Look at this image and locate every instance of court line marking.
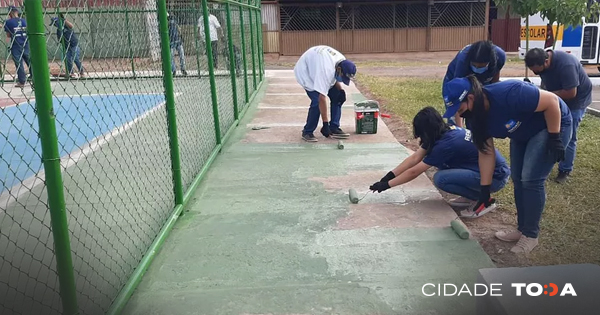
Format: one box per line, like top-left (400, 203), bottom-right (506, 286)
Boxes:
top-left (0, 93), bottom-right (178, 211)
top-left (265, 93), bottom-right (306, 96)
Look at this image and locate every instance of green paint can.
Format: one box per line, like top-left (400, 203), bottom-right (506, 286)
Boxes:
top-left (354, 100), bottom-right (380, 134)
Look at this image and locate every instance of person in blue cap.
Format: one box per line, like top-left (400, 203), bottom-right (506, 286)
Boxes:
top-left (525, 48), bottom-right (592, 184)
top-left (167, 12), bottom-right (187, 76)
top-left (50, 14), bottom-right (84, 78)
top-left (443, 40), bottom-right (506, 127)
top-left (4, 6), bottom-right (31, 88)
top-left (369, 106), bottom-right (510, 218)
top-left (294, 45), bottom-right (357, 142)
top-left (442, 74), bottom-right (572, 254)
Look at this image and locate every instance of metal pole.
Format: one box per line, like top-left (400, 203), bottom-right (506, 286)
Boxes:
top-left (157, 0), bottom-right (184, 205)
top-left (248, 2), bottom-right (257, 90)
top-left (239, 5), bottom-right (249, 103)
top-left (125, 0), bottom-right (137, 78)
top-left (254, 7), bottom-right (263, 82)
top-left (225, 3), bottom-right (239, 119)
top-left (202, 0), bottom-right (222, 143)
top-left (192, 0), bottom-right (202, 77)
top-left (23, 1), bottom-right (79, 314)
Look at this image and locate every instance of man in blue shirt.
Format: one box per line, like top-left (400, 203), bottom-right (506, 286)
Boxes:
top-left (50, 14), bottom-right (84, 78)
top-left (167, 12), bottom-right (187, 76)
top-left (525, 48), bottom-right (592, 184)
top-left (4, 6), bottom-right (31, 88)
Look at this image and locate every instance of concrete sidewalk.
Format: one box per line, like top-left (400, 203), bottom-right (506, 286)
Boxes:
top-left (122, 70), bottom-right (495, 315)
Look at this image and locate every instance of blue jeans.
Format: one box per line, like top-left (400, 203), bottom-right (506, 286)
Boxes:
top-left (510, 124), bottom-right (573, 238)
top-left (171, 44), bottom-right (186, 72)
top-left (302, 87), bottom-right (344, 135)
top-left (433, 168), bottom-right (509, 201)
top-left (11, 46), bottom-right (31, 84)
top-left (65, 45), bottom-right (83, 74)
top-left (558, 108), bottom-right (585, 173)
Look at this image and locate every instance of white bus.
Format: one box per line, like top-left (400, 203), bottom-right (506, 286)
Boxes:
top-left (519, 13), bottom-right (584, 60)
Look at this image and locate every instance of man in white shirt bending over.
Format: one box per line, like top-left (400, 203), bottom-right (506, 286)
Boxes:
top-left (198, 12), bottom-right (222, 68)
top-left (294, 45), bottom-right (357, 142)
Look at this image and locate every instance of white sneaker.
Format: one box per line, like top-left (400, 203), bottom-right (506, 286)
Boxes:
top-left (510, 235), bottom-right (539, 254)
top-left (459, 202), bottom-right (496, 218)
top-left (70, 73), bottom-right (80, 79)
top-left (495, 229), bottom-right (522, 242)
top-left (448, 196), bottom-right (475, 207)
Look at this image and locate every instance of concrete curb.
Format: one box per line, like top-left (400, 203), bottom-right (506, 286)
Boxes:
top-left (501, 76), bottom-right (600, 86)
top-left (587, 107), bottom-right (600, 118)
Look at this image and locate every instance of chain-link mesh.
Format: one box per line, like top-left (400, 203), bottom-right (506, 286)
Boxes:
top-left (0, 0), bottom-right (263, 314)
top-left (431, 1), bottom-right (486, 27)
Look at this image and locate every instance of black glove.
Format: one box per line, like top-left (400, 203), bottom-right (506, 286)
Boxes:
top-left (338, 89), bottom-right (346, 105)
top-left (320, 121), bottom-right (331, 138)
top-left (523, 77), bottom-right (531, 83)
top-left (380, 171), bottom-right (396, 183)
top-left (472, 185), bottom-right (495, 214)
top-left (547, 132), bottom-right (565, 162)
top-left (369, 181), bottom-right (390, 193)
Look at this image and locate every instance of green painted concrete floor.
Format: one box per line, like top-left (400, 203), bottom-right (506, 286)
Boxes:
top-left (122, 71), bottom-right (495, 315)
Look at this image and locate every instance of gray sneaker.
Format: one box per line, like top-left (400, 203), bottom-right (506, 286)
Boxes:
top-left (330, 128), bottom-right (350, 139)
top-left (302, 133), bottom-right (318, 142)
top-left (555, 171), bottom-right (569, 184)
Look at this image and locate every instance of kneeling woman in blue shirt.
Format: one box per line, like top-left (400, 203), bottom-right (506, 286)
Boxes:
top-left (369, 106), bottom-right (510, 218)
top-left (442, 75), bottom-right (572, 254)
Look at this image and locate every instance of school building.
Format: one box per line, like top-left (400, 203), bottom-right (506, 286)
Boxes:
top-left (260, 0), bottom-right (521, 55)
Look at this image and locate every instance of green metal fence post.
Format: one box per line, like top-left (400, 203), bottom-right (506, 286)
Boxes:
top-left (124, 0), bottom-right (137, 78)
top-left (202, 0), bottom-right (222, 144)
top-left (239, 5), bottom-right (249, 103)
top-left (192, 0), bottom-right (202, 77)
top-left (255, 7), bottom-right (263, 82)
top-left (248, 2), bottom-right (257, 90)
top-left (259, 0), bottom-right (265, 78)
top-left (157, 0), bottom-right (184, 206)
top-left (23, 1), bottom-right (79, 314)
top-left (225, 2), bottom-right (239, 120)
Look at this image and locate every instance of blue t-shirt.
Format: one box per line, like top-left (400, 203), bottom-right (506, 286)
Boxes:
top-left (483, 80), bottom-right (572, 141)
top-left (4, 18), bottom-right (28, 49)
top-left (538, 50), bottom-right (592, 110)
top-left (56, 25), bottom-right (79, 48)
top-left (443, 44), bottom-right (506, 86)
top-left (422, 126), bottom-right (510, 180)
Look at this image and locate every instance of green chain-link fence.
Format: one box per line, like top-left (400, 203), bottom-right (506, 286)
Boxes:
top-left (0, 0), bottom-right (264, 314)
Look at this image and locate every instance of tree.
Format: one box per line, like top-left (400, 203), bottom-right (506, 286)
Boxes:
top-left (494, 0), bottom-right (540, 78)
top-left (539, 0), bottom-right (588, 49)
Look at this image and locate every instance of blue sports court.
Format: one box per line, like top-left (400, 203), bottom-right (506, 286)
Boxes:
top-left (0, 93), bottom-right (166, 195)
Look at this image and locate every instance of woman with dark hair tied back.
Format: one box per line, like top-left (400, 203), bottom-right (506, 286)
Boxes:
top-left (443, 40), bottom-right (506, 128)
top-left (369, 106), bottom-right (510, 218)
top-left (442, 75), bottom-right (573, 254)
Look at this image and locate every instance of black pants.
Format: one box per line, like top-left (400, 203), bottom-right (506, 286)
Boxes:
top-left (211, 41), bottom-right (218, 68)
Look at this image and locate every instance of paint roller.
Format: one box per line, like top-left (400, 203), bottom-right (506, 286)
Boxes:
top-left (348, 188), bottom-right (371, 204)
top-left (337, 140), bottom-right (344, 149)
top-left (450, 219), bottom-right (470, 240)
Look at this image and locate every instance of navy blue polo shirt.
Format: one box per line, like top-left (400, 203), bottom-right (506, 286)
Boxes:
top-left (56, 25), bottom-right (79, 48)
top-left (483, 80), bottom-right (572, 141)
top-left (538, 50), bottom-right (592, 110)
top-left (422, 126), bottom-right (510, 179)
top-left (4, 17), bottom-right (28, 49)
top-left (443, 44), bottom-right (506, 86)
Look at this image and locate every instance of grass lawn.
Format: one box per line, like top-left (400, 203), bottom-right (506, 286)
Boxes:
top-left (356, 74), bottom-right (600, 266)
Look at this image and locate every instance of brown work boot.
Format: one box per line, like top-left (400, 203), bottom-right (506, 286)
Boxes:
top-left (510, 235), bottom-right (539, 254)
top-left (495, 229), bottom-right (522, 242)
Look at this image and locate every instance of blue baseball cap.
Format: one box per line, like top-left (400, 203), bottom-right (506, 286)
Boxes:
top-left (50, 17), bottom-right (58, 26)
top-left (8, 6), bottom-right (20, 14)
top-left (442, 77), bottom-right (472, 118)
top-left (338, 60), bottom-right (357, 86)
